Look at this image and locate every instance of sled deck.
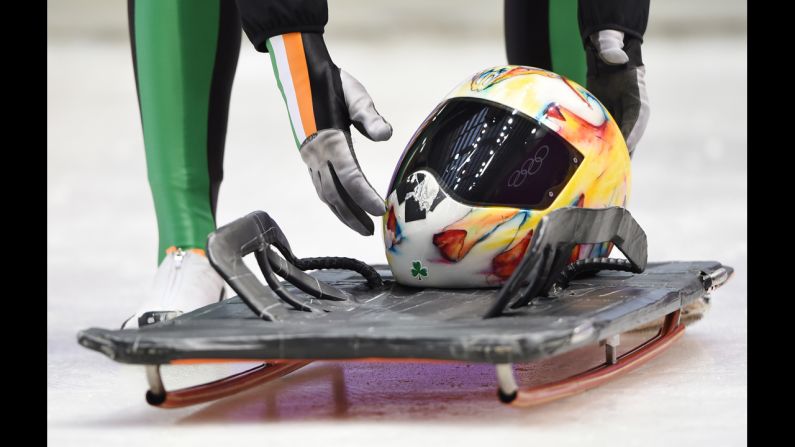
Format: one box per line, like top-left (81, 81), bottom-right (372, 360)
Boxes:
top-left (78, 208), bottom-right (733, 408)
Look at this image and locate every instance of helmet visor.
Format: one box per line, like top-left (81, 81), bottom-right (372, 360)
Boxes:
top-left (389, 97), bottom-right (583, 210)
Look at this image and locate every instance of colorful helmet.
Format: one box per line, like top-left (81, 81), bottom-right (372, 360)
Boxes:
top-left (383, 65), bottom-right (631, 288)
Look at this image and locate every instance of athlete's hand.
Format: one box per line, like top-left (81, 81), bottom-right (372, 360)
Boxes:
top-left (300, 72), bottom-right (392, 235)
top-left (267, 33), bottom-right (391, 235)
top-left (585, 30), bottom-right (649, 156)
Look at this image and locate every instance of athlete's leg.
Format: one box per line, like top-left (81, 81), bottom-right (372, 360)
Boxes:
top-left (128, 0), bottom-right (241, 264)
top-left (124, 0), bottom-right (241, 328)
top-left (504, 0), bottom-right (586, 85)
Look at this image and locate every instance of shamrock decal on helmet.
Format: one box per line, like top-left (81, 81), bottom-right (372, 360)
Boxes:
top-left (410, 261), bottom-right (428, 280)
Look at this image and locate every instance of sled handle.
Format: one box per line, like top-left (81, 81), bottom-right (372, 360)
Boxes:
top-left (207, 211), bottom-right (382, 321)
top-left (207, 211), bottom-right (294, 321)
top-left (484, 207), bottom-right (648, 318)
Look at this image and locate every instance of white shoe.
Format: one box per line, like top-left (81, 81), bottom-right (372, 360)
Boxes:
top-left (122, 248), bottom-right (225, 329)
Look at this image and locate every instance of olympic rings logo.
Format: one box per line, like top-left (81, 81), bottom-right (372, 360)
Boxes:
top-left (506, 145), bottom-right (549, 188)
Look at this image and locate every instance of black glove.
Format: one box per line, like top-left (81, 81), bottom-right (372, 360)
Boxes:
top-left (585, 30), bottom-right (649, 156)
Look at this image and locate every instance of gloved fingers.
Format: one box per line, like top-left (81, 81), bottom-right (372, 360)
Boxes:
top-left (304, 149), bottom-right (362, 233)
top-left (323, 199), bottom-right (356, 234)
top-left (600, 48), bottom-right (629, 65)
top-left (620, 65), bottom-right (650, 155)
top-left (322, 131), bottom-right (387, 216)
top-left (333, 155), bottom-right (387, 217)
top-left (591, 30), bottom-right (629, 65)
top-left (318, 162), bottom-right (375, 236)
top-left (307, 165), bottom-right (323, 198)
top-left (300, 129), bottom-right (385, 234)
top-left (340, 70), bottom-right (393, 142)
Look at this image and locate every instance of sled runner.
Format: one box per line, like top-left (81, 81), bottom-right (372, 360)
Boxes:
top-left (78, 208), bottom-right (732, 408)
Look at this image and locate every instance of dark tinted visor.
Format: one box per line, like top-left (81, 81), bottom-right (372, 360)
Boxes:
top-left (389, 98), bottom-right (583, 210)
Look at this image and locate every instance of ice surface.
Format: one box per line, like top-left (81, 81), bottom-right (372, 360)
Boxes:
top-left (48, 3), bottom-right (746, 445)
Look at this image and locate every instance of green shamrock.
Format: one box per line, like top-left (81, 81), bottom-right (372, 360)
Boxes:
top-left (411, 261), bottom-right (428, 280)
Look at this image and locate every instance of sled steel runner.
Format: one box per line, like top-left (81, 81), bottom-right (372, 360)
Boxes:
top-left (144, 361), bottom-right (310, 408)
top-left (494, 257), bottom-right (731, 407)
top-left (140, 313), bottom-right (686, 409)
top-left (141, 314), bottom-right (683, 409)
top-left (495, 310), bottom-right (684, 406)
top-left (77, 208), bottom-right (733, 408)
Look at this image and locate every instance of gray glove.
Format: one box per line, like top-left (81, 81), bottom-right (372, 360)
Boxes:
top-left (266, 31), bottom-right (392, 236)
top-left (299, 70), bottom-right (392, 236)
top-left (586, 30), bottom-right (650, 155)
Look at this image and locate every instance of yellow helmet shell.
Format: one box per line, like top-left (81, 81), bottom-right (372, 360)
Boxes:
top-left (384, 66), bottom-right (631, 287)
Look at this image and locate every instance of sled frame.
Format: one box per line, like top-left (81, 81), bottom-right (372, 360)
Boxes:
top-left (142, 310), bottom-right (684, 409)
